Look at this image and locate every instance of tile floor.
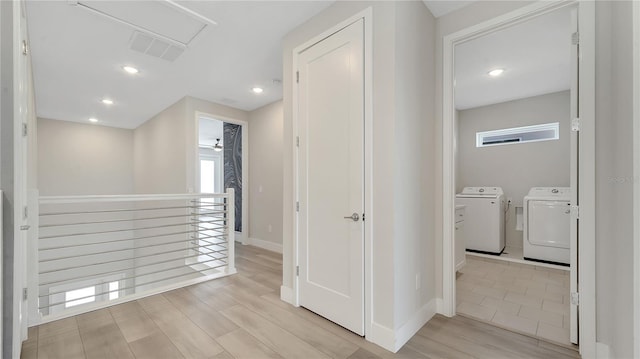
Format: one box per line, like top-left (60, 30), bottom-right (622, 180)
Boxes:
top-left (456, 254), bottom-right (574, 348)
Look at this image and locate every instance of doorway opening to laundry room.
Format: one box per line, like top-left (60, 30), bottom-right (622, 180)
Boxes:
top-left (197, 115), bottom-right (248, 245)
top-left (450, 4), bottom-right (580, 349)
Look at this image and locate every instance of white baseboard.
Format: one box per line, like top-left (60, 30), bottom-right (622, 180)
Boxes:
top-left (596, 342), bottom-right (611, 359)
top-left (367, 298), bottom-right (437, 353)
top-left (245, 237), bottom-right (283, 253)
top-left (280, 285), bottom-right (294, 305)
top-left (367, 321), bottom-right (396, 353)
top-left (394, 298), bottom-right (437, 351)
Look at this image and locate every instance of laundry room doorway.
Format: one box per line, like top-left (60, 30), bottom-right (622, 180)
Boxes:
top-left (440, 1), bottom-right (596, 356)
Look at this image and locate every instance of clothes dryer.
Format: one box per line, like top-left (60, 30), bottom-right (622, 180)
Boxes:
top-left (523, 187), bottom-right (571, 265)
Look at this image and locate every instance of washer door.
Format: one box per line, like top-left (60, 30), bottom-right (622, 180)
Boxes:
top-left (527, 200), bottom-right (571, 248)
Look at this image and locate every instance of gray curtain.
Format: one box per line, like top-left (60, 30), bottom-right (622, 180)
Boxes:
top-left (223, 123), bottom-right (242, 232)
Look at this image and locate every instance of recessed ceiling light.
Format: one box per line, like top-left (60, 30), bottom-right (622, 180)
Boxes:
top-left (252, 87), bottom-right (263, 94)
top-left (101, 98), bottom-right (114, 105)
top-left (488, 68), bottom-right (505, 77)
top-left (123, 66), bottom-right (139, 74)
top-left (88, 118), bottom-right (99, 123)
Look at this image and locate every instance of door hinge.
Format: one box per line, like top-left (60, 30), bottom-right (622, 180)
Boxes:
top-left (362, 213), bottom-right (365, 221)
top-left (296, 136), bottom-right (300, 147)
top-left (572, 32), bottom-right (579, 45)
top-left (296, 71), bottom-right (299, 83)
top-left (571, 118), bottom-right (580, 132)
top-left (22, 123), bottom-right (28, 137)
top-left (296, 266), bottom-right (299, 276)
top-left (296, 202), bottom-right (299, 212)
top-left (22, 288), bottom-right (28, 301)
top-left (23, 205), bottom-right (28, 220)
top-left (571, 205), bottom-right (579, 219)
top-left (22, 40), bottom-right (28, 56)
top-left (570, 292), bottom-right (579, 305)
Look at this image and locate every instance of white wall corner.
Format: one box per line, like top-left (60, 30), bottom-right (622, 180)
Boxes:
top-left (596, 342), bottom-right (611, 359)
top-left (367, 299), bottom-right (437, 354)
top-left (246, 237), bottom-right (283, 254)
top-left (367, 321), bottom-right (396, 353)
top-left (394, 299), bottom-right (438, 351)
top-left (280, 285), bottom-right (294, 305)
top-left (435, 297), bottom-right (445, 314)
top-left (234, 232), bottom-right (246, 245)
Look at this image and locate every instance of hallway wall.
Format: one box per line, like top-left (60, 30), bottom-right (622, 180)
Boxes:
top-left (248, 101), bottom-right (283, 251)
top-left (134, 98), bottom-right (188, 194)
top-left (594, 1), bottom-right (635, 357)
top-left (37, 96), bottom-right (282, 252)
top-left (38, 118), bottom-right (134, 196)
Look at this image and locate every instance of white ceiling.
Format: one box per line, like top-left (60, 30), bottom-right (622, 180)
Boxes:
top-left (26, 1), bottom-right (333, 129)
top-left (422, 1), bottom-right (476, 18)
top-left (454, 6), bottom-right (573, 110)
top-left (27, 1), bottom-right (572, 127)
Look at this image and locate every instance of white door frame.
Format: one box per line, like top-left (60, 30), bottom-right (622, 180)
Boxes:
top-left (440, 1), bottom-right (596, 357)
top-left (198, 149), bottom-right (223, 194)
top-left (291, 7), bottom-right (373, 336)
top-left (194, 111), bottom-right (249, 244)
top-left (13, 0), bottom-right (30, 355)
top-left (633, 1), bottom-right (640, 357)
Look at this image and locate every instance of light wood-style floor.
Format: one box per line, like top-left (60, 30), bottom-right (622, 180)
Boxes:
top-left (22, 244), bottom-right (581, 359)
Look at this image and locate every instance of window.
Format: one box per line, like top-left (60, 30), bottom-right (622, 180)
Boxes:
top-left (65, 286), bottom-right (95, 308)
top-left (108, 281), bottom-right (119, 300)
top-left (476, 122), bottom-right (559, 147)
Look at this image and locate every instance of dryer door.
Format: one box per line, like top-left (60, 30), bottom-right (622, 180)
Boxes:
top-left (527, 200), bottom-right (571, 248)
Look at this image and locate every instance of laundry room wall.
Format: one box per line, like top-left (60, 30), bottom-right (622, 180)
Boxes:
top-left (456, 90), bottom-right (570, 249)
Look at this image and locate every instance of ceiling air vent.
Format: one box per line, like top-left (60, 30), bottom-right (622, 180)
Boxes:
top-left (129, 31), bottom-right (185, 62)
top-left (70, 0), bottom-right (216, 61)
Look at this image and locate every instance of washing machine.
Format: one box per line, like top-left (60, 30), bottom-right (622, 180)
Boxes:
top-left (455, 187), bottom-right (505, 255)
top-left (523, 187), bottom-right (571, 265)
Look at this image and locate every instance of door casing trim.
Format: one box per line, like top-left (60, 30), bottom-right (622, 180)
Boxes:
top-left (440, 1), bottom-right (596, 358)
top-left (291, 7), bottom-right (373, 338)
top-left (194, 111), bottom-right (249, 244)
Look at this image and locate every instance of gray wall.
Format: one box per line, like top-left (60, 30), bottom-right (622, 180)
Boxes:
top-left (248, 101), bottom-right (283, 250)
top-left (456, 91), bottom-right (570, 249)
top-left (134, 98), bottom-right (189, 194)
top-left (133, 96), bottom-right (250, 195)
top-left (1, 2), bottom-right (16, 356)
top-left (38, 118), bottom-right (134, 195)
top-left (393, 0), bottom-right (437, 330)
top-left (594, 1), bottom-right (634, 357)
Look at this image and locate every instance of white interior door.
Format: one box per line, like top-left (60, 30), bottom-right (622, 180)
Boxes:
top-left (297, 19), bottom-right (364, 335)
top-left (569, 5), bottom-right (579, 345)
top-left (12, 0), bottom-right (31, 354)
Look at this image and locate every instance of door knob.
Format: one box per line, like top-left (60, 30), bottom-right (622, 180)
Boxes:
top-left (343, 213), bottom-right (360, 221)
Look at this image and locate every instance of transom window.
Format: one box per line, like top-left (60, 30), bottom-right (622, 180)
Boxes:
top-left (476, 122), bottom-right (560, 147)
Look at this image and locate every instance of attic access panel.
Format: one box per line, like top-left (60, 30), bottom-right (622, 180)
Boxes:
top-left (75, 0), bottom-right (214, 45)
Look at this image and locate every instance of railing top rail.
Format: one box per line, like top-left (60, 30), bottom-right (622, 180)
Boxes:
top-left (39, 193), bottom-right (228, 205)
